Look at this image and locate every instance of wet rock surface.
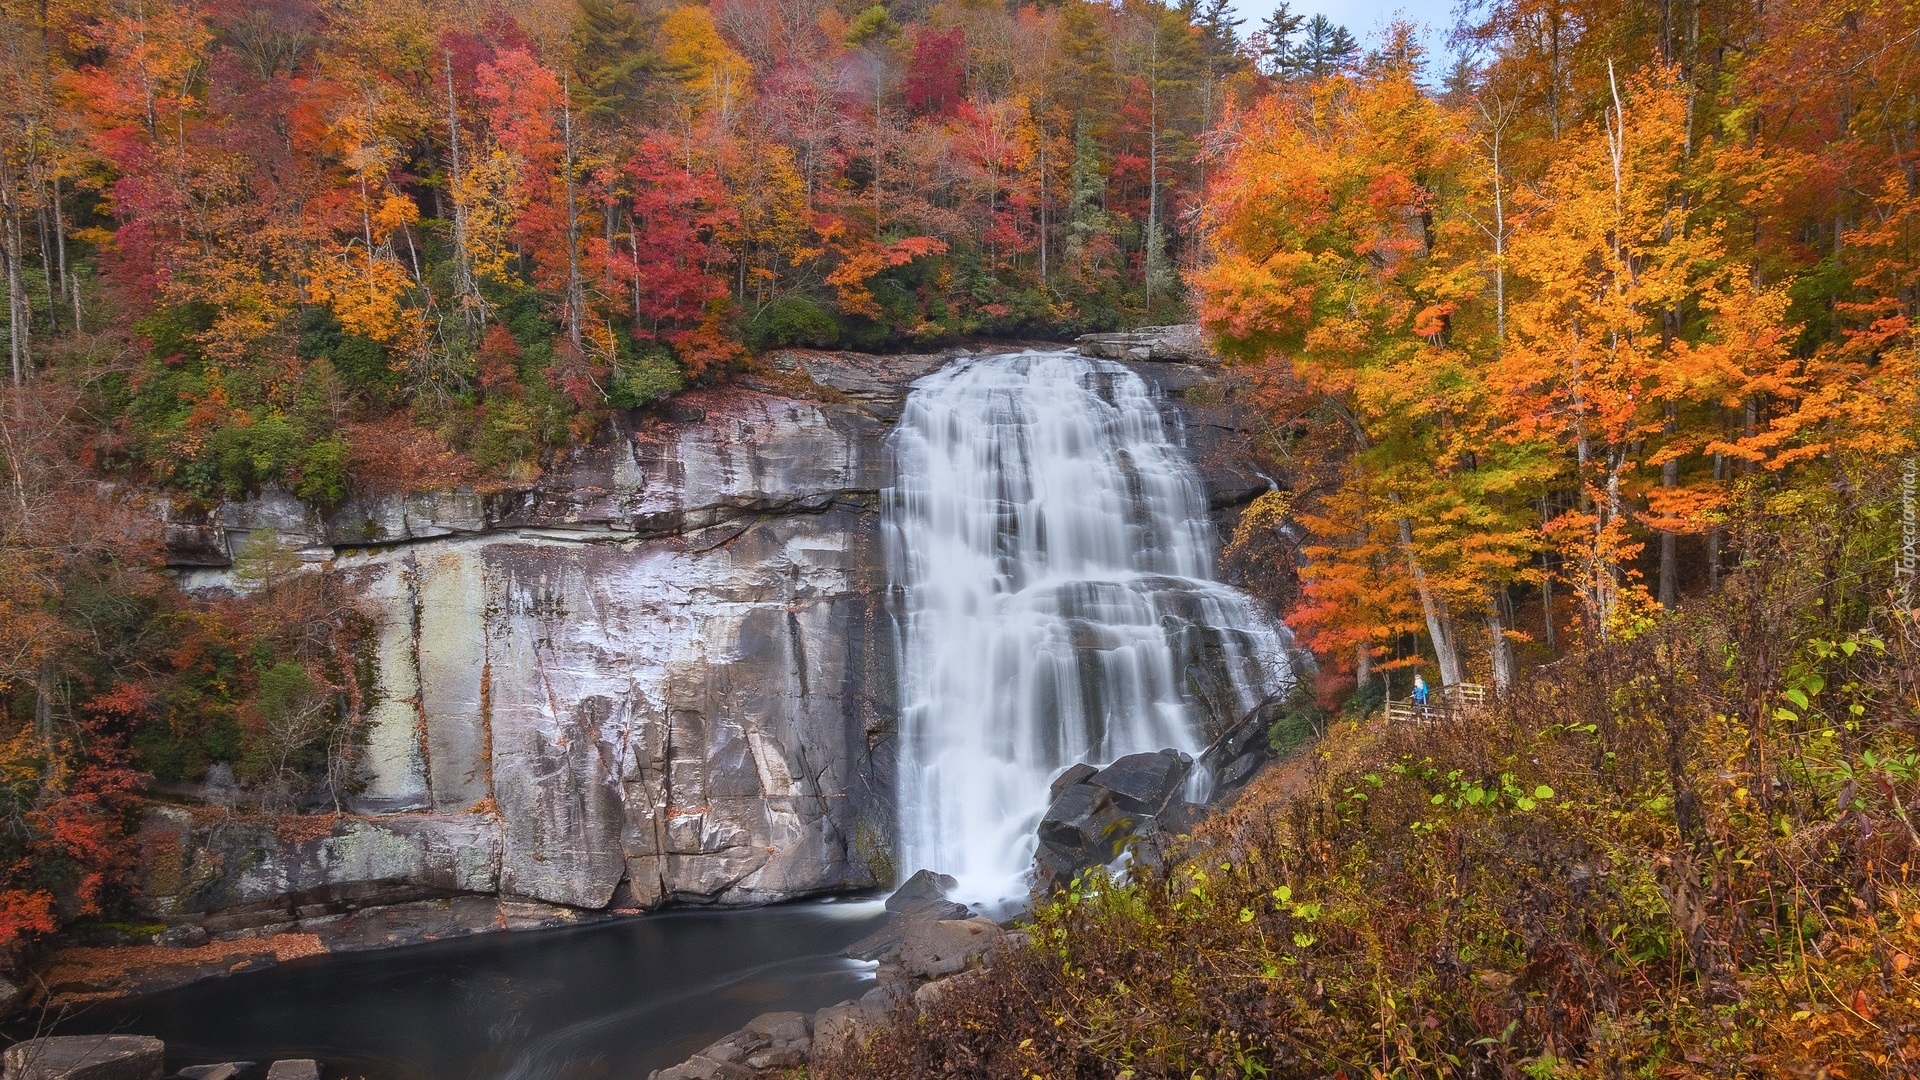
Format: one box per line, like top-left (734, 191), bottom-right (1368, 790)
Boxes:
top-left (884, 869), bottom-right (961, 913)
top-left (1035, 749), bottom-right (1196, 892)
top-left (651, 1010), bottom-right (813, 1079)
top-left (174, 1065), bottom-right (245, 1080)
top-left (2, 1036), bottom-right (164, 1080)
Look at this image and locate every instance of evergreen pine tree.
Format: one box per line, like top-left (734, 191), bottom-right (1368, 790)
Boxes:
top-left (572, 0), bottom-right (656, 122)
top-left (1288, 14), bottom-right (1359, 80)
top-left (1257, 2), bottom-right (1304, 76)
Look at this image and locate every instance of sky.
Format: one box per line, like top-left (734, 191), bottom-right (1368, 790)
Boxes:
top-left (1229, 0), bottom-right (1462, 70)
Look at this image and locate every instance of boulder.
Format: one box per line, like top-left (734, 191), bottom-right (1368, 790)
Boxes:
top-left (263, 1065), bottom-right (318, 1080)
top-left (896, 916), bottom-right (1007, 979)
top-left (885, 869), bottom-right (958, 912)
top-left (176, 1066), bottom-right (245, 1080)
top-left (844, 889), bottom-right (975, 964)
top-left (650, 1059), bottom-right (753, 1080)
top-left (810, 1001), bottom-right (885, 1061)
top-left (1088, 750), bottom-right (1192, 815)
top-left (1048, 763), bottom-right (1099, 801)
top-left (1034, 748), bottom-right (1210, 892)
top-left (912, 969), bottom-right (985, 1012)
top-left (739, 1011), bottom-right (812, 1070)
top-left (2, 1036), bottom-right (164, 1080)
top-left (1037, 782), bottom-right (1139, 861)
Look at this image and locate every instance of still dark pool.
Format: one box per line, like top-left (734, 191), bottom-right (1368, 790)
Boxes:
top-left (52, 898), bottom-right (888, 1079)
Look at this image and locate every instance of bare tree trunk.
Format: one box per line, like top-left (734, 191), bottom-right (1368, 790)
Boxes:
top-left (561, 79), bottom-right (583, 351)
top-left (1038, 122), bottom-right (1048, 284)
top-left (629, 223), bottom-right (644, 334)
top-left (1485, 588), bottom-right (1515, 693)
top-left (444, 53), bottom-right (481, 331)
top-left (35, 660), bottom-right (56, 763)
top-left (1399, 516), bottom-right (1464, 687)
top-left (3, 190), bottom-right (27, 385)
top-left (1539, 497), bottom-right (1558, 653)
top-left (1548, 10), bottom-right (1563, 139)
top-left (52, 175), bottom-right (67, 301)
top-left (1659, 401), bottom-right (1680, 607)
top-left (1144, 28), bottom-right (1160, 313)
top-left (1354, 641), bottom-right (1372, 689)
top-left (1707, 450), bottom-right (1724, 591)
top-left (36, 203), bottom-right (56, 334)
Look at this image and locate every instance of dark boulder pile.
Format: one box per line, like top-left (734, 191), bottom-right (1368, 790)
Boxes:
top-left (1034, 702), bottom-right (1289, 893)
top-left (1034, 749), bottom-right (1202, 892)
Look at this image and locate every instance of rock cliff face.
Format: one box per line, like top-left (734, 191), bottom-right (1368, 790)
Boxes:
top-left (149, 374), bottom-right (927, 926)
top-left (139, 334), bottom-right (1257, 937)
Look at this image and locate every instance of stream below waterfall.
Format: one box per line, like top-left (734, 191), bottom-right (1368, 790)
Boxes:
top-left (47, 899), bottom-right (887, 1079)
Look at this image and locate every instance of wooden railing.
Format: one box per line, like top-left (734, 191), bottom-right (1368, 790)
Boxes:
top-left (1385, 682), bottom-right (1488, 724)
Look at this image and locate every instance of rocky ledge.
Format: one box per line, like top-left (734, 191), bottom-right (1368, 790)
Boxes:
top-left (1, 1036), bottom-right (318, 1080)
top-left (1076, 324), bottom-right (1217, 364)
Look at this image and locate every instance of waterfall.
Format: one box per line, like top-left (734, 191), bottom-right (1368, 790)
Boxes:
top-left (885, 350), bottom-right (1291, 903)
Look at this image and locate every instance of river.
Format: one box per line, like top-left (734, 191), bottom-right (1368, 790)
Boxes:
top-left (53, 898), bottom-right (886, 1079)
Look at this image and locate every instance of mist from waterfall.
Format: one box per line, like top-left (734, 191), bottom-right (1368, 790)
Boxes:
top-left (885, 350), bottom-right (1290, 904)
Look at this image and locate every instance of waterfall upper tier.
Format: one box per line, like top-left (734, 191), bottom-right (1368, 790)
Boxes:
top-left (886, 350), bottom-right (1291, 904)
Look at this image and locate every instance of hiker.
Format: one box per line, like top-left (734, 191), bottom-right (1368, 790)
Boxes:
top-left (1412, 673), bottom-right (1430, 716)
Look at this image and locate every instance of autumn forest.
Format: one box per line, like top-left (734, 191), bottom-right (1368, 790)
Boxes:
top-left (3, 0), bottom-right (1920, 1066)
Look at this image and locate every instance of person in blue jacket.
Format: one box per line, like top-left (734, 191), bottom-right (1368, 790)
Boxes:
top-left (1412, 673), bottom-right (1430, 712)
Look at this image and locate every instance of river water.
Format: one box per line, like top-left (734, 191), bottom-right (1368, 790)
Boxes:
top-left (53, 898), bottom-right (886, 1079)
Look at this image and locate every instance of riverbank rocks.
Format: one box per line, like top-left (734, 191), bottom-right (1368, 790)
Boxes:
top-left (1035, 749), bottom-right (1195, 892)
top-left (263, 1065), bottom-right (319, 1080)
top-left (175, 1065), bottom-right (246, 1080)
top-left (651, 1011), bottom-right (813, 1079)
top-left (2, 1036), bottom-right (164, 1080)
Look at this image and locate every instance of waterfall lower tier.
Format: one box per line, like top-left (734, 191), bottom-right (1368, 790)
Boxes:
top-left (886, 350), bottom-right (1290, 903)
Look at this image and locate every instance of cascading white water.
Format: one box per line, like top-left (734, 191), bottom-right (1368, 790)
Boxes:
top-left (886, 350), bottom-right (1290, 904)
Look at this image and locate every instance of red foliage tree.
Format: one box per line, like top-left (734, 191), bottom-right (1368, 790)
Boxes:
top-left (905, 28), bottom-right (966, 117)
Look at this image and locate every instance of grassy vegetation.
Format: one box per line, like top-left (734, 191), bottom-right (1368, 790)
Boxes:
top-left (820, 475), bottom-right (1920, 1078)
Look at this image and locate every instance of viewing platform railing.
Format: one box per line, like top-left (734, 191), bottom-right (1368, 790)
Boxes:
top-left (1385, 682), bottom-right (1488, 724)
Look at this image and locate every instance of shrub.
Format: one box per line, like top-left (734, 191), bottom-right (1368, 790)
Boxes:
top-left (608, 346), bottom-right (685, 408)
top-left (748, 296), bottom-right (840, 349)
top-left (292, 437), bottom-right (352, 505)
